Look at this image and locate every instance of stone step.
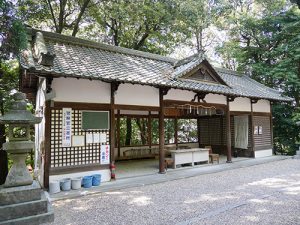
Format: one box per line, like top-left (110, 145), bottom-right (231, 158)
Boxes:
top-left (0, 208), bottom-right (54, 225)
top-left (0, 181), bottom-right (42, 206)
top-left (0, 191), bottom-right (48, 222)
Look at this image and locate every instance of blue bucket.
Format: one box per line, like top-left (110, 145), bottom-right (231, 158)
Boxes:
top-left (92, 174), bottom-right (101, 186)
top-left (82, 176), bottom-right (93, 188)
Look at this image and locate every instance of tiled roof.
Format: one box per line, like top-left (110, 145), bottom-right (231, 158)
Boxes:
top-left (20, 29), bottom-right (292, 102)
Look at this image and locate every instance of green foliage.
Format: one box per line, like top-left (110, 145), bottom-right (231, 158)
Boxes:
top-left (217, 1), bottom-right (300, 154)
top-left (0, 0), bottom-right (27, 62)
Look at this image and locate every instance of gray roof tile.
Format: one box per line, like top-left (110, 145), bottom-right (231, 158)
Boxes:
top-left (20, 29), bottom-right (292, 102)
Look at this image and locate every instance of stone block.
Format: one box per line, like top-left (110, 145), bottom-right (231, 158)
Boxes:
top-left (0, 181), bottom-right (41, 206)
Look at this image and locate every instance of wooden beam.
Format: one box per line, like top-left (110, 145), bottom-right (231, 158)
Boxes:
top-left (164, 99), bottom-right (227, 109)
top-left (159, 88), bottom-right (168, 173)
top-left (115, 104), bottom-right (159, 111)
top-left (226, 97), bottom-right (232, 163)
top-left (117, 110), bottom-right (121, 158)
top-left (44, 101), bottom-right (51, 189)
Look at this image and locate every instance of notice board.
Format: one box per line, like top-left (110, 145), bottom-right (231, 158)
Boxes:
top-left (81, 111), bottom-right (109, 130)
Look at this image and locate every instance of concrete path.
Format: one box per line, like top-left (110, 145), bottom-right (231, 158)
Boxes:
top-left (50, 155), bottom-right (290, 201)
top-left (46, 156), bottom-right (300, 225)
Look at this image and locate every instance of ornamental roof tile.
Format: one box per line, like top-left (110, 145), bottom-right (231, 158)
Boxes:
top-left (20, 29), bottom-right (292, 102)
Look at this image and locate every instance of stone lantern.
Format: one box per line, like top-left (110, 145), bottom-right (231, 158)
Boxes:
top-left (0, 92), bottom-right (42, 187)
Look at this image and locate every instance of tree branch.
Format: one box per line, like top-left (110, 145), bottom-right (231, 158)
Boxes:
top-left (72, 0), bottom-right (91, 37)
top-left (46, 0), bottom-right (59, 32)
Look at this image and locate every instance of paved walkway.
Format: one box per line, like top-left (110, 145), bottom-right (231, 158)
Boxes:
top-left (47, 156), bottom-right (300, 225)
top-left (50, 155), bottom-right (290, 201)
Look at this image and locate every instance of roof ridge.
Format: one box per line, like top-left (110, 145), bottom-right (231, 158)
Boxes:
top-left (31, 28), bottom-right (177, 64)
top-left (214, 67), bottom-right (243, 76)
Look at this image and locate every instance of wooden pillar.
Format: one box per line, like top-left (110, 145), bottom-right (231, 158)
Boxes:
top-left (148, 111), bottom-right (152, 149)
top-left (174, 117), bottom-right (178, 149)
top-left (159, 88), bottom-right (169, 173)
top-left (197, 117), bottom-right (201, 148)
top-left (270, 102), bottom-right (274, 149)
top-left (110, 82), bottom-right (119, 170)
top-left (44, 100), bottom-right (51, 189)
top-left (226, 97), bottom-right (234, 163)
top-left (250, 101), bottom-right (255, 155)
top-left (250, 99), bottom-right (258, 157)
top-left (117, 110), bottom-right (121, 158)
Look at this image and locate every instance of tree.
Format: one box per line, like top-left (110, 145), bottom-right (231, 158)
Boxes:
top-left (87, 0), bottom-right (187, 54)
top-left (0, 0), bottom-right (26, 148)
top-left (18, 0), bottom-right (93, 37)
top-left (217, 1), bottom-right (300, 154)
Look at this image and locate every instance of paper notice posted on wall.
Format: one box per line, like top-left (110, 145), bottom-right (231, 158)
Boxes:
top-left (93, 133), bottom-right (100, 143)
top-left (86, 133), bottom-right (93, 144)
top-left (62, 108), bottom-right (72, 147)
top-left (101, 145), bottom-right (110, 164)
top-left (100, 133), bottom-right (107, 143)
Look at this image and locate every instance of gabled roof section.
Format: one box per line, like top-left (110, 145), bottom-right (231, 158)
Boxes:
top-left (172, 54), bottom-right (228, 86)
top-left (19, 28), bottom-right (293, 102)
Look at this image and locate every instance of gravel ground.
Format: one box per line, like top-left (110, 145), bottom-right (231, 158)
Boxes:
top-left (47, 158), bottom-right (300, 225)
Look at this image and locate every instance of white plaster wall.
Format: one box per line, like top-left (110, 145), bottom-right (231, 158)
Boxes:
top-left (229, 97), bottom-right (251, 112)
top-left (116, 84), bottom-right (159, 106)
top-left (52, 78), bottom-right (110, 103)
top-left (204, 94), bottom-right (226, 104)
top-left (49, 169), bottom-right (111, 183)
top-left (253, 100), bottom-right (271, 113)
top-left (165, 89), bottom-right (195, 102)
top-left (34, 78), bottom-right (46, 187)
top-left (255, 149), bottom-right (273, 158)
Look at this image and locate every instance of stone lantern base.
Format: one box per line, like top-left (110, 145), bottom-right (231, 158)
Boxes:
top-left (3, 141), bottom-right (35, 188)
top-left (0, 181), bottom-right (54, 224)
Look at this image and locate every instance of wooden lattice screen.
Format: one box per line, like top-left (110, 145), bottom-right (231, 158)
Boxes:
top-left (50, 109), bottom-right (109, 168)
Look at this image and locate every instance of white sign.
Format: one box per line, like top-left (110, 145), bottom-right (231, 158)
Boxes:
top-left (86, 133), bottom-right (93, 144)
top-left (101, 145), bottom-right (110, 164)
top-left (72, 135), bottom-right (85, 147)
top-left (100, 133), bottom-right (107, 143)
top-left (62, 108), bottom-right (72, 147)
top-left (93, 133), bottom-right (100, 143)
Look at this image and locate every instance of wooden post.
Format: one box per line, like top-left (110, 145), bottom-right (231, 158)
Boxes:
top-left (148, 111), bottom-right (152, 149)
top-left (226, 97), bottom-right (234, 163)
top-left (117, 110), bottom-right (121, 158)
top-left (110, 82), bottom-right (119, 179)
top-left (250, 99), bottom-right (258, 157)
top-left (44, 100), bottom-right (51, 189)
top-left (270, 102), bottom-right (274, 150)
top-left (159, 88), bottom-right (169, 173)
top-left (197, 117), bottom-right (201, 148)
top-left (174, 117), bottom-right (178, 149)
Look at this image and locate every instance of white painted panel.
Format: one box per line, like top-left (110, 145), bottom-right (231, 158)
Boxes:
top-left (255, 149), bottom-right (273, 158)
top-left (165, 89), bottom-right (195, 102)
top-left (230, 97), bottom-right (251, 112)
top-left (253, 100), bottom-right (270, 113)
top-left (204, 94), bottom-right (226, 104)
top-left (52, 78), bottom-right (110, 103)
top-left (49, 169), bottom-right (111, 183)
top-left (116, 84), bottom-right (159, 106)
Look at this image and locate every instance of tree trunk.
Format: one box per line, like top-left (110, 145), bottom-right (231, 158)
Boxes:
top-left (125, 118), bottom-right (132, 146)
top-left (136, 118), bottom-right (147, 145)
